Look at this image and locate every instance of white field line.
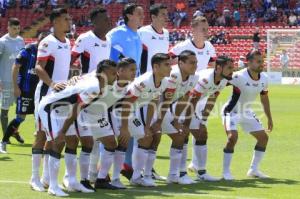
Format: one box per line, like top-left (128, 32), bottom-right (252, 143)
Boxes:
top-left (0, 180), bottom-right (263, 199)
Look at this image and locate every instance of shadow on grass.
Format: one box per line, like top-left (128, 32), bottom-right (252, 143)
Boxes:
top-left (66, 178), bottom-right (300, 199)
top-left (0, 156), bottom-right (13, 161)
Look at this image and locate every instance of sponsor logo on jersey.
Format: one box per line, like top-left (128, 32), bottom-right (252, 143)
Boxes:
top-left (58, 46), bottom-right (63, 49)
top-left (94, 43), bottom-right (99, 47)
top-left (246, 82), bottom-right (250, 86)
top-left (151, 36), bottom-right (156, 40)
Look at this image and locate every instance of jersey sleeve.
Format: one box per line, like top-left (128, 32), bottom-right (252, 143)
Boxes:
top-left (37, 39), bottom-right (53, 61)
top-left (208, 45), bottom-right (217, 63)
top-left (15, 48), bottom-right (27, 66)
top-left (106, 31), bottom-right (123, 63)
top-left (169, 43), bottom-right (182, 58)
top-left (0, 39), bottom-right (4, 55)
top-left (77, 83), bottom-right (100, 105)
top-left (126, 80), bottom-right (147, 101)
top-left (260, 76), bottom-right (269, 95)
top-left (72, 35), bottom-right (85, 56)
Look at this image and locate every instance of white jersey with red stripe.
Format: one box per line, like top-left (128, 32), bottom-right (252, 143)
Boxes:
top-left (72, 30), bottom-right (110, 73)
top-left (138, 25), bottom-right (169, 73)
top-left (83, 80), bottom-right (129, 114)
top-left (169, 39), bottom-right (216, 71)
top-left (127, 71), bottom-right (176, 109)
top-left (192, 68), bottom-right (228, 99)
top-left (38, 73), bottom-right (101, 110)
top-left (169, 65), bottom-right (199, 103)
top-left (223, 68), bottom-right (268, 114)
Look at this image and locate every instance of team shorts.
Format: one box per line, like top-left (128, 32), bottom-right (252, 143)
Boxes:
top-left (16, 92), bottom-right (35, 114)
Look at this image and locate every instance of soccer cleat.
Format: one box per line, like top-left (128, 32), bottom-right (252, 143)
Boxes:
top-left (223, 172), bottom-right (234, 180)
top-left (187, 163), bottom-right (197, 173)
top-left (143, 175), bottom-right (157, 187)
top-left (130, 177), bottom-right (154, 187)
top-left (80, 179), bottom-right (96, 191)
top-left (151, 168), bottom-right (167, 181)
top-left (247, 169), bottom-right (270, 179)
top-left (12, 132), bottom-right (24, 144)
top-left (111, 178), bottom-right (127, 189)
top-left (196, 173), bottom-right (221, 182)
top-left (63, 178), bottom-right (94, 193)
top-left (30, 178), bottom-right (46, 192)
top-left (166, 174), bottom-right (179, 184)
top-left (88, 171), bottom-right (98, 184)
top-left (48, 186), bottom-right (69, 197)
top-left (41, 177), bottom-right (49, 189)
top-left (94, 178), bottom-right (118, 190)
top-left (120, 169), bottom-right (133, 181)
top-left (178, 174), bottom-right (196, 185)
top-left (0, 142), bottom-right (7, 154)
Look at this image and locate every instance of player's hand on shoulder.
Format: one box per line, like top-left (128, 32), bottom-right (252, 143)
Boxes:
top-left (51, 82), bottom-right (67, 92)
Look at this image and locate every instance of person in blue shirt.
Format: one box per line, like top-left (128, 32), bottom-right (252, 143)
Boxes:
top-left (1, 32), bottom-right (48, 148)
top-left (106, 3), bottom-right (144, 76)
top-left (106, 3), bottom-right (144, 181)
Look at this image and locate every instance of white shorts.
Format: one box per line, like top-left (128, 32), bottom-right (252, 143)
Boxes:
top-left (34, 83), bottom-right (47, 132)
top-left (111, 106), bottom-right (157, 140)
top-left (39, 105), bottom-right (79, 141)
top-left (77, 109), bottom-right (114, 140)
top-left (222, 110), bottom-right (264, 133)
top-left (186, 97), bottom-right (208, 129)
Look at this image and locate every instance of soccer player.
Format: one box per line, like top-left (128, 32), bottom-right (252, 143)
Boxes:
top-left (221, 50), bottom-right (273, 180)
top-left (182, 56), bottom-right (234, 181)
top-left (30, 8), bottom-right (72, 192)
top-left (106, 3), bottom-right (144, 75)
top-left (155, 50), bottom-right (198, 185)
top-left (38, 59), bottom-right (117, 196)
top-left (118, 53), bottom-right (175, 186)
top-left (78, 57), bottom-right (136, 189)
top-left (120, 3), bottom-right (170, 181)
top-left (1, 32), bottom-right (47, 155)
top-left (67, 7), bottom-right (112, 191)
top-left (169, 16), bottom-right (216, 72)
top-left (0, 18), bottom-right (25, 144)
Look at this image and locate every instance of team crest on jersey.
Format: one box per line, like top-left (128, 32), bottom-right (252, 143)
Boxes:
top-left (246, 82), bottom-right (250, 86)
top-left (202, 78), bottom-right (209, 84)
top-left (94, 43), bottom-right (99, 47)
top-left (42, 43), bottom-right (48, 48)
top-left (171, 74), bottom-right (177, 79)
top-left (151, 36), bottom-right (156, 40)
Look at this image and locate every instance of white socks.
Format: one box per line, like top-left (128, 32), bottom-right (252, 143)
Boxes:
top-left (223, 151), bottom-right (233, 173)
top-left (98, 148), bottom-right (114, 179)
top-left (42, 152), bottom-right (50, 182)
top-left (193, 144), bottom-right (207, 171)
top-left (79, 150), bottom-right (90, 180)
top-left (180, 144), bottom-right (188, 172)
top-left (49, 155), bottom-right (60, 188)
top-left (169, 147), bottom-right (183, 176)
top-left (132, 145), bottom-right (148, 180)
top-left (144, 150), bottom-right (156, 176)
top-left (250, 150), bottom-right (265, 171)
top-left (112, 150), bottom-right (126, 180)
top-left (89, 141), bottom-right (100, 178)
top-left (31, 150), bottom-right (43, 180)
top-left (64, 151), bottom-right (77, 183)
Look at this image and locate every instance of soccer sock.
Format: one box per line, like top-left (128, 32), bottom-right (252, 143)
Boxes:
top-left (144, 149), bottom-right (157, 176)
top-left (2, 116), bottom-right (24, 142)
top-left (132, 145), bottom-right (148, 180)
top-left (31, 148), bottom-right (43, 180)
top-left (64, 148), bottom-right (77, 183)
top-left (124, 137), bottom-right (134, 169)
top-left (112, 146), bottom-right (126, 181)
top-left (49, 151), bottom-right (61, 188)
top-left (89, 141), bottom-right (100, 178)
top-left (0, 109), bottom-right (8, 138)
top-left (42, 150), bottom-right (50, 183)
top-left (194, 140), bottom-right (207, 172)
top-left (79, 147), bottom-right (92, 180)
top-left (169, 146), bottom-right (183, 176)
top-left (223, 148), bottom-right (234, 173)
top-left (250, 145), bottom-right (266, 170)
top-left (180, 140), bottom-right (188, 173)
top-left (98, 147), bottom-right (114, 179)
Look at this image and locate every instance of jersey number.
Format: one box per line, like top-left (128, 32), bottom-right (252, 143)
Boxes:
top-left (98, 118), bottom-right (109, 128)
top-left (132, 119), bottom-right (141, 127)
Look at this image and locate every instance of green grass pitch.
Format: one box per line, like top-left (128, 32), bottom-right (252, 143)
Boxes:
top-left (0, 85), bottom-right (300, 199)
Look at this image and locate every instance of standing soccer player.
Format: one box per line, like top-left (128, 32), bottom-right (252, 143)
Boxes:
top-left (68, 7), bottom-right (112, 191)
top-left (0, 18), bottom-right (25, 145)
top-left (221, 50), bottom-right (273, 180)
top-left (119, 3), bottom-right (170, 180)
top-left (1, 32), bottom-right (47, 155)
top-left (30, 8), bottom-right (72, 193)
top-left (38, 60), bottom-right (117, 196)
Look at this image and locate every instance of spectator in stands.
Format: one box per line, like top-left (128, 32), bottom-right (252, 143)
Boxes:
top-left (216, 13), bottom-right (225, 26)
top-left (176, 2), bottom-right (186, 11)
top-left (233, 9), bottom-right (241, 26)
top-left (225, 32), bottom-right (232, 44)
top-left (0, 0), bottom-right (7, 17)
top-left (253, 28), bottom-right (260, 50)
top-left (223, 7), bottom-right (232, 26)
top-left (50, 0), bottom-right (57, 9)
top-left (193, 9), bottom-right (204, 17)
top-left (20, 0), bottom-right (30, 9)
top-left (289, 13), bottom-right (297, 26)
top-left (280, 50), bottom-right (289, 73)
top-left (171, 7), bottom-right (187, 28)
top-left (188, 0), bottom-right (196, 7)
top-left (238, 55), bottom-right (246, 69)
top-left (116, 16), bottom-right (125, 26)
top-left (248, 9), bottom-right (257, 23)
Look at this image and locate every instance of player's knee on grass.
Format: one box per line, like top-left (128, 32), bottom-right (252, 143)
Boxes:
top-left (100, 136), bottom-right (117, 150)
top-left (65, 135), bottom-right (79, 150)
top-left (80, 136), bottom-right (94, 149)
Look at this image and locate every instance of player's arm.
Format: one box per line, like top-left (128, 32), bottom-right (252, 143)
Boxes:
top-left (12, 63), bottom-right (21, 97)
top-left (260, 91), bottom-right (273, 132)
top-left (145, 98), bottom-right (159, 136)
top-left (172, 93), bottom-right (191, 133)
top-left (182, 91), bottom-right (201, 128)
top-left (201, 92), bottom-right (219, 124)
